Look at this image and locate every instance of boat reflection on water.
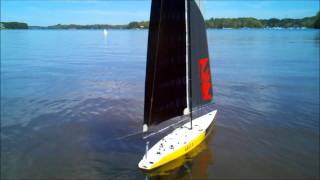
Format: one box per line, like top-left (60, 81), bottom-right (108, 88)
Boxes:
top-left (141, 129), bottom-right (216, 179)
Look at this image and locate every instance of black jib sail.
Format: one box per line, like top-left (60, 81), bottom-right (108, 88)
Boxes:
top-left (144, 0), bottom-right (187, 126)
top-left (188, 0), bottom-right (213, 109)
top-left (144, 0), bottom-right (213, 128)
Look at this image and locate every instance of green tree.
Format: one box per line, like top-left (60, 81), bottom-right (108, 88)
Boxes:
top-left (314, 11), bottom-right (320, 29)
top-left (127, 21), bottom-right (140, 29)
top-left (1, 22), bottom-right (28, 29)
top-left (127, 21), bottom-right (149, 29)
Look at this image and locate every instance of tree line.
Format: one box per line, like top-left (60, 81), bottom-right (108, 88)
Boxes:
top-left (130, 11), bottom-right (320, 29)
top-left (1, 11), bottom-right (319, 30)
top-left (0, 22), bottom-right (28, 29)
top-left (205, 15), bottom-right (319, 29)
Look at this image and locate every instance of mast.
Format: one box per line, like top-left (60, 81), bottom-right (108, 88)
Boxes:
top-left (185, 0), bottom-right (192, 129)
top-left (185, 0), bottom-right (190, 114)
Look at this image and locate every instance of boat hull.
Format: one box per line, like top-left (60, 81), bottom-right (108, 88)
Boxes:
top-left (138, 110), bottom-right (217, 170)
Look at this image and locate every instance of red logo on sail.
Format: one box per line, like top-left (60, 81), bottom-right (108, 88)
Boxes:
top-left (197, 58), bottom-right (212, 101)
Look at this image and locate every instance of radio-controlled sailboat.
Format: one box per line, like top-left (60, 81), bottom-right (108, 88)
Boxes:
top-left (139, 0), bottom-right (217, 170)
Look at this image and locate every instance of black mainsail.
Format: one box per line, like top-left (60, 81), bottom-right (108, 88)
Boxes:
top-left (144, 0), bottom-right (186, 127)
top-left (144, 0), bottom-right (213, 129)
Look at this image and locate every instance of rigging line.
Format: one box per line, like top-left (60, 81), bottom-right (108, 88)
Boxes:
top-left (115, 103), bottom-right (214, 141)
top-left (143, 116), bottom-right (190, 139)
top-left (115, 131), bottom-right (145, 140)
top-left (147, 0), bottom-right (164, 126)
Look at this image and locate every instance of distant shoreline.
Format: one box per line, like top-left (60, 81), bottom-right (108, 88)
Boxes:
top-left (0, 27), bottom-right (317, 31)
top-left (1, 11), bottom-right (319, 30)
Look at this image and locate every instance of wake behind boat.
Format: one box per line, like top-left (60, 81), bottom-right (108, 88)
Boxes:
top-left (139, 0), bottom-right (217, 170)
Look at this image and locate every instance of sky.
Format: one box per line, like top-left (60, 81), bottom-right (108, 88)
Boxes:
top-left (1, 0), bottom-right (319, 26)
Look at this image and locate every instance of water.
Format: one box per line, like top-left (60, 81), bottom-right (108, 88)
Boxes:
top-left (1, 29), bottom-right (319, 179)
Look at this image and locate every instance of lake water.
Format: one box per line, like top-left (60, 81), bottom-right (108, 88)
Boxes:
top-left (1, 29), bottom-right (319, 179)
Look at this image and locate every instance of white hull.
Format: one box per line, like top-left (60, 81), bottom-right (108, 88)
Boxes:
top-left (138, 110), bottom-right (217, 170)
